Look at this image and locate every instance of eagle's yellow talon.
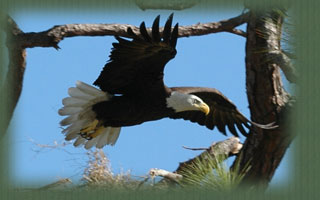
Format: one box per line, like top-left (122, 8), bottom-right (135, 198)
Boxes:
top-left (88, 126), bottom-right (105, 138)
top-left (81, 119), bottom-right (99, 133)
top-left (80, 120), bottom-right (105, 139)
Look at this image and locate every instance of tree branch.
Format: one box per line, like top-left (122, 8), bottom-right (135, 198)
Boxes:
top-left (175, 137), bottom-right (242, 175)
top-left (225, 28), bottom-right (247, 37)
top-left (17, 12), bottom-right (249, 49)
top-left (149, 168), bottom-right (183, 183)
top-left (268, 51), bottom-right (298, 83)
top-left (154, 137), bottom-right (242, 185)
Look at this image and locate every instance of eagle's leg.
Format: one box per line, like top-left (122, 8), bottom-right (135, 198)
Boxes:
top-left (88, 126), bottom-right (105, 139)
top-left (81, 119), bottom-right (99, 133)
top-left (79, 119), bottom-right (103, 140)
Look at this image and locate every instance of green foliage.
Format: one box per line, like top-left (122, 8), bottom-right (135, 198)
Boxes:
top-left (176, 153), bottom-right (250, 191)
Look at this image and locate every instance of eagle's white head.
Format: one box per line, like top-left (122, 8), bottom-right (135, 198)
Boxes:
top-left (166, 92), bottom-right (210, 115)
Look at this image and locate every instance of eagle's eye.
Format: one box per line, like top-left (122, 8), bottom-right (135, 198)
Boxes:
top-left (192, 99), bottom-right (200, 104)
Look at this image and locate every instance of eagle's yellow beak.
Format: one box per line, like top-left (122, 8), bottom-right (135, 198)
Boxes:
top-left (197, 102), bottom-right (210, 115)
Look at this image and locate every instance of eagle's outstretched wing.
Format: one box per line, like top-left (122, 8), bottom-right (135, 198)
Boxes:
top-left (94, 14), bottom-right (178, 95)
top-left (169, 87), bottom-right (275, 136)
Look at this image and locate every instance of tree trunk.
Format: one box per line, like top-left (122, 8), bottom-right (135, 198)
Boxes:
top-left (0, 17), bottom-right (26, 137)
top-left (233, 9), bottom-right (293, 190)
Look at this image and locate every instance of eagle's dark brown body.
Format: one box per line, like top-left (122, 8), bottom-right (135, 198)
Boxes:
top-left (92, 91), bottom-right (175, 127)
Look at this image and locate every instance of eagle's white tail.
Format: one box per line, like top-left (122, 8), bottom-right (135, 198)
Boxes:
top-left (58, 81), bottom-right (121, 149)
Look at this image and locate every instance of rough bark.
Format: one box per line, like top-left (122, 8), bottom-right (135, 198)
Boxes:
top-left (233, 10), bottom-right (293, 189)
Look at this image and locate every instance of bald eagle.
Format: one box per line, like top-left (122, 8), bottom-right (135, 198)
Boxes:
top-left (58, 14), bottom-right (273, 149)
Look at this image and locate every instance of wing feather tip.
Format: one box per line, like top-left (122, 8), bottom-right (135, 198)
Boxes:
top-left (127, 27), bottom-right (136, 38)
top-left (163, 14), bottom-right (174, 42)
top-left (152, 15), bottom-right (161, 42)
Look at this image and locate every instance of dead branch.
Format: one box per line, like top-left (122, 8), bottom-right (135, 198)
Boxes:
top-left (149, 168), bottom-right (183, 183)
top-left (175, 137), bottom-right (242, 175)
top-left (154, 137), bottom-right (242, 185)
top-left (225, 28), bottom-right (247, 37)
top-left (268, 51), bottom-right (297, 83)
top-left (17, 12), bottom-right (248, 49)
top-left (182, 146), bottom-right (208, 151)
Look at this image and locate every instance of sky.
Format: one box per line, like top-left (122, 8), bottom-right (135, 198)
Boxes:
top-left (6, 5), bottom-right (293, 188)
